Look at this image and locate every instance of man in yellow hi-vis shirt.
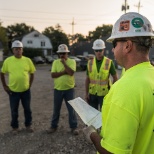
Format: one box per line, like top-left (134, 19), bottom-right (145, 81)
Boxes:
top-left (0, 40), bottom-right (36, 134)
top-left (47, 44), bottom-right (78, 135)
top-left (83, 12), bottom-right (154, 154)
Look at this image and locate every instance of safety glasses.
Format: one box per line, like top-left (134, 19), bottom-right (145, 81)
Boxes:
top-left (112, 39), bottom-right (139, 48)
top-left (59, 53), bottom-right (66, 55)
top-left (95, 50), bottom-right (103, 52)
top-left (112, 39), bottom-right (127, 48)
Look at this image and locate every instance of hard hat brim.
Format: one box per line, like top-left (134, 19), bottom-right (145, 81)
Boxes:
top-left (57, 50), bottom-right (70, 53)
top-left (106, 34), bottom-right (154, 43)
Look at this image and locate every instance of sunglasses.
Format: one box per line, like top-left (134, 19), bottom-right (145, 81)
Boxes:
top-left (59, 53), bottom-right (66, 55)
top-left (112, 39), bottom-right (139, 48)
top-left (112, 39), bottom-right (127, 48)
top-left (95, 50), bottom-right (103, 52)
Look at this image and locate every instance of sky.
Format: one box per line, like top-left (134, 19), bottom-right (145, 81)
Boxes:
top-left (0, 0), bottom-right (154, 36)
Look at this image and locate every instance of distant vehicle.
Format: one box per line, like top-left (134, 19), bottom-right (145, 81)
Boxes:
top-left (53, 55), bottom-right (59, 60)
top-left (69, 56), bottom-right (81, 62)
top-left (33, 56), bottom-right (45, 64)
top-left (68, 56), bottom-right (81, 67)
top-left (76, 55), bottom-right (95, 71)
top-left (76, 55), bottom-right (88, 71)
top-left (87, 54), bottom-right (95, 59)
top-left (45, 55), bottom-right (54, 64)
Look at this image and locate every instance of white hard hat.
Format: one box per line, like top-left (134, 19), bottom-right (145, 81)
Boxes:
top-left (12, 40), bottom-right (23, 48)
top-left (57, 44), bottom-right (70, 53)
top-left (107, 12), bottom-right (154, 42)
top-left (92, 39), bottom-right (106, 50)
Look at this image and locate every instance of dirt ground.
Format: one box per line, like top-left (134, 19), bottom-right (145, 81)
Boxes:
top-left (0, 64), bottom-right (121, 154)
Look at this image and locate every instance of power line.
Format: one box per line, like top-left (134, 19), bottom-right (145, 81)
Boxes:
top-left (1, 17), bottom-right (108, 27)
top-left (0, 7), bottom-right (123, 30)
top-left (0, 8), bottom-right (115, 17)
top-left (0, 15), bottom-right (73, 21)
top-left (0, 12), bottom-right (121, 27)
top-left (0, 14), bottom-right (116, 22)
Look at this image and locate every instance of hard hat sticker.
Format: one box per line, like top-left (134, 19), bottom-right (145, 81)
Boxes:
top-left (135, 29), bottom-right (141, 32)
top-left (132, 18), bottom-right (144, 28)
top-left (119, 20), bottom-right (130, 31)
top-left (96, 44), bottom-right (101, 47)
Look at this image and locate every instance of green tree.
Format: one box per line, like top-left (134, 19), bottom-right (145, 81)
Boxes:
top-left (73, 33), bottom-right (87, 43)
top-left (0, 23), bottom-right (8, 55)
top-left (88, 24), bottom-right (113, 41)
top-left (70, 33), bottom-right (88, 54)
top-left (6, 23), bottom-right (35, 49)
top-left (42, 24), bottom-right (69, 53)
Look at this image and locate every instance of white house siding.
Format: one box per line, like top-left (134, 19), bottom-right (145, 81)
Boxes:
top-left (22, 31), bottom-right (52, 49)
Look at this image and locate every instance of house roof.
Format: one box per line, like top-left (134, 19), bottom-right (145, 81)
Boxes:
top-left (23, 30), bottom-right (49, 39)
top-left (21, 30), bottom-right (52, 49)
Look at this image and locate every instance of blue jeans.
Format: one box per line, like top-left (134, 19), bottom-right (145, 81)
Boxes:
top-left (51, 88), bottom-right (78, 129)
top-left (89, 94), bottom-right (104, 111)
top-left (9, 89), bottom-right (32, 128)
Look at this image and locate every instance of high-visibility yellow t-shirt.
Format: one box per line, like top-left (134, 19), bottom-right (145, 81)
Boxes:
top-left (100, 62), bottom-right (154, 154)
top-left (1, 56), bottom-right (36, 92)
top-left (120, 67), bottom-right (125, 77)
top-left (51, 58), bottom-right (76, 90)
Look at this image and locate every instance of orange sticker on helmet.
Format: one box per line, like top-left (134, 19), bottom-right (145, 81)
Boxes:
top-left (119, 20), bottom-right (130, 31)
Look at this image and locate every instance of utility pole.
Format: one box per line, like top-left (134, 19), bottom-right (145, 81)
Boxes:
top-left (71, 18), bottom-right (75, 36)
top-left (134, 0), bottom-right (142, 13)
top-left (121, 0), bottom-right (130, 14)
top-left (70, 18), bottom-right (76, 44)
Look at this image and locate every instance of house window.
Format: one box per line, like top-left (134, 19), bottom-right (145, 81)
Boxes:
top-left (41, 41), bottom-right (45, 47)
top-left (27, 40), bottom-right (33, 44)
top-left (34, 34), bottom-right (39, 37)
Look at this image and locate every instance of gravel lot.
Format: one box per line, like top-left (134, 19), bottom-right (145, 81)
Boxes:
top-left (0, 64), bottom-right (121, 154)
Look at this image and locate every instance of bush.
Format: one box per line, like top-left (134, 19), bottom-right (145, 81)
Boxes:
top-left (23, 48), bottom-right (44, 59)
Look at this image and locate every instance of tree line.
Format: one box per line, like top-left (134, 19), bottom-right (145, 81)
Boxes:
top-left (0, 22), bottom-right (113, 55)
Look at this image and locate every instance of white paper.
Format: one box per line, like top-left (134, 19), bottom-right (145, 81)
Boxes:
top-left (68, 97), bottom-right (102, 129)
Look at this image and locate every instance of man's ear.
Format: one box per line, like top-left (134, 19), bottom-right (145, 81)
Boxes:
top-left (125, 40), bottom-right (133, 53)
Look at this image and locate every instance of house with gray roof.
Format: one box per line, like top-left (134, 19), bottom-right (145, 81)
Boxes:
top-left (21, 30), bottom-right (53, 56)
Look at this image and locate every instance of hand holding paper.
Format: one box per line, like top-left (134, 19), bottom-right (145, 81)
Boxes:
top-left (68, 97), bottom-right (102, 129)
top-left (83, 125), bottom-right (97, 143)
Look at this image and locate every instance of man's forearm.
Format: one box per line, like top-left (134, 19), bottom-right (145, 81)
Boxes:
top-left (29, 74), bottom-right (34, 87)
top-left (63, 63), bottom-right (74, 76)
top-left (0, 73), bottom-right (7, 87)
top-left (0, 72), bottom-right (10, 92)
top-left (51, 71), bottom-right (66, 78)
top-left (90, 132), bottom-right (112, 154)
